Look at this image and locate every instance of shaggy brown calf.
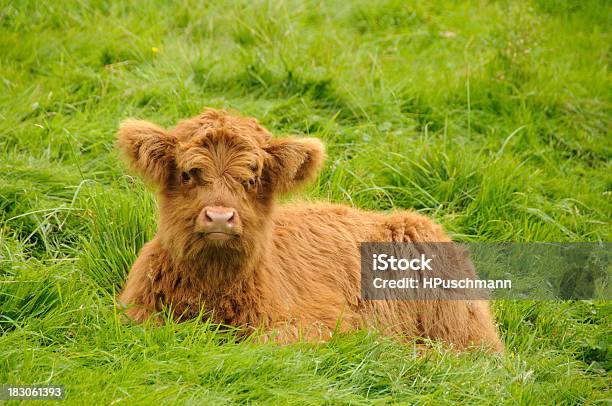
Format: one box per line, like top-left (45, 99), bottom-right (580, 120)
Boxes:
top-left (117, 108), bottom-right (503, 352)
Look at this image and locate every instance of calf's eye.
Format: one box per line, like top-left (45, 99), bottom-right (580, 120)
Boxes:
top-left (181, 171), bottom-right (191, 183)
top-left (244, 178), bottom-right (257, 190)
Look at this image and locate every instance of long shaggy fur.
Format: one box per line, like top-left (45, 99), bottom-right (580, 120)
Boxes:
top-left (116, 108), bottom-right (504, 352)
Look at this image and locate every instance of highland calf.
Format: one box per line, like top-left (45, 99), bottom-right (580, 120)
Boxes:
top-left (117, 108), bottom-right (504, 352)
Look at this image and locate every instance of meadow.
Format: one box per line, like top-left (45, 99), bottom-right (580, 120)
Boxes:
top-left (1, 0), bottom-right (610, 404)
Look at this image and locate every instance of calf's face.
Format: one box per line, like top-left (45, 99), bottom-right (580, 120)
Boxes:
top-left (117, 109), bottom-right (324, 259)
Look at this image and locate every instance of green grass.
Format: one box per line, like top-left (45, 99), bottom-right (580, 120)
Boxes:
top-left (1, 0), bottom-right (611, 404)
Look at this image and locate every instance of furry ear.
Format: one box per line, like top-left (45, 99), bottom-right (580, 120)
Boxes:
top-left (116, 119), bottom-right (176, 184)
top-left (263, 137), bottom-right (325, 193)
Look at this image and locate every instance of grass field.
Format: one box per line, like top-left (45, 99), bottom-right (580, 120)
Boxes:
top-left (1, 0), bottom-right (611, 404)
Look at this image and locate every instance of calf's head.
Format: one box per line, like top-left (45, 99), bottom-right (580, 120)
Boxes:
top-left (117, 109), bottom-right (324, 261)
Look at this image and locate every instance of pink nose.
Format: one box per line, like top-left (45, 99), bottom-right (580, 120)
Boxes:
top-left (205, 209), bottom-right (234, 224)
top-left (199, 206), bottom-right (236, 234)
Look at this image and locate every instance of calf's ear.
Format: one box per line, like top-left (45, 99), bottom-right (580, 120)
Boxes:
top-left (116, 119), bottom-right (176, 185)
top-left (263, 137), bottom-right (325, 193)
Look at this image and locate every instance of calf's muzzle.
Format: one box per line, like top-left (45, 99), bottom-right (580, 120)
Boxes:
top-left (197, 206), bottom-right (239, 240)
